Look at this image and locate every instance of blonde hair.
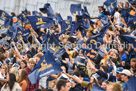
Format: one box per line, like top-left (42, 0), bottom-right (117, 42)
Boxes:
top-left (10, 67), bottom-right (19, 81)
top-left (108, 82), bottom-right (122, 91)
top-left (63, 35), bottom-right (69, 39)
top-left (108, 49), bottom-right (118, 55)
top-left (1, 64), bottom-right (8, 73)
top-left (35, 52), bottom-right (44, 59)
top-left (28, 58), bottom-right (36, 64)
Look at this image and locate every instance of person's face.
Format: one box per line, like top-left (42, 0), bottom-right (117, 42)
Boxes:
top-left (125, 3), bottom-right (129, 8)
top-left (63, 38), bottom-right (68, 44)
top-left (1, 66), bottom-right (6, 73)
top-left (20, 61), bottom-right (26, 69)
top-left (98, 7), bottom-right (102, 12)
top-left (118, 46), bottom-right (124, 52)
top-left (109, 51), bottom-right (114, 56)
top-left (65, 82), bottom-right (71, 91)
top-left (61, 66), bottom-right (66, 73)
top-left (101, 82), bottom-right (107, 90)
top-left (61, 82), bottom-right (71, 91)
top-left (82, 43), bottom-right (87, 48)
top-left (112, 53), bottom-right (117, 59)
top-left (29, 62), bottom-right (35, 70)
top-left (51, 80), bottom-right (56, 88)
top-left (79, 51), bottom-right (83, 56)
top-left (5, 51), bottom-right (9, 57)
top-left (59, 35), bottom-right (63, 41)
top-left (130, 61), bottom-right (136, 68)
top-left (86, 31), bottom-right (92, 38)
top-left (116, 72), bottom-right (121, 80)
top-left (35, 56), bottom-right (40, 63)
top-left (116, 30), bottom-right (120, 35)
top-left (121, 74), bottom-right (127, 82)
top-left (40, 28), bottom-right (45, 33)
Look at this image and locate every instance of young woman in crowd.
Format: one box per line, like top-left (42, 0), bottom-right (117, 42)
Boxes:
top-left (118, 45), bottom-right (127, 67)
top-left (0, 64), bottom-right (9, 89)
top-left (18, 69), bottom-right (27, 91)
top-left (1, 73), bottom-right (22, 91)
top-left (20, 60), bottom-right (27, 69)
top-left (10, 67), bottom-right (19, 81)
top-left (25, 58), bottom-right (39, 91)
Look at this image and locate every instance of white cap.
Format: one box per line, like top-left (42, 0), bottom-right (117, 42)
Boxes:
top-left (120, 69), bottom-right (131, 77)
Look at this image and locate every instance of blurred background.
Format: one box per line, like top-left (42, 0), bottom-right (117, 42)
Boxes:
top-left (0, 0), bottom-right (128, 19)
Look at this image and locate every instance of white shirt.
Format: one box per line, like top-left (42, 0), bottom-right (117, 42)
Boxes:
top-left (39, 76), bottom-right (48, 89)
top-left (114, 12), bottom-right (121, 25)
top-left (1, 82), bottom-right (22, 91)
top-left (0, 72), bottom-right (5, 80)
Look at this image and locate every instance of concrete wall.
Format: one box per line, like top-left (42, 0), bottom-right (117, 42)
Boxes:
top-left (0, 0), bottom-right (127, 19)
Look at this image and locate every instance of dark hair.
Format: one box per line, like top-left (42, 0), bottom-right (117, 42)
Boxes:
top-left (18, 69), bottom-right (27, 83)
top-left (72, 71), bottom-right (81, 77)
top-left (111, 58), bottom-right (117, 64)
top-left (21, 60), bottom-right (27, 67)
top-left (27, 54), bottom-right (32, 59)
top-left (109, 26), bottom-right (113, 31)
top-left (115, 8), bottom-right (118, 11)
top-left (103, 7), bottom-right (110, 15)
top-left (0, 49), bottom-right (4, 53)
top-left (4, 73), bottom-right (16, 91)
top-left (56, 79), bottom-right (67, 90)
top-left (11, 12), bottom-right (16, 17)
top-left (68, 37), bottom-right (75, 43)
top-left (0, 52), bottom-right (5, 62)
top-left (27, 11), bottom-right (31, 15)
top-left (31, 48), bottom-right (36, 55)
top-left (1, 34), bottom-right (6, 38)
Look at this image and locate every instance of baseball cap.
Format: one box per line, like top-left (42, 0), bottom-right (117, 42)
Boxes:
top-left (116, 67), bottom-right (124, 73)
top-left (120, 69), bottom-right (131, 77)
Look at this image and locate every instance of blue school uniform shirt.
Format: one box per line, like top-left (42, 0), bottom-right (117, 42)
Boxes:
top-left (122, 82), bottom-right (128, 91)
top-left (121, 53), bottom-right (127, 62)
